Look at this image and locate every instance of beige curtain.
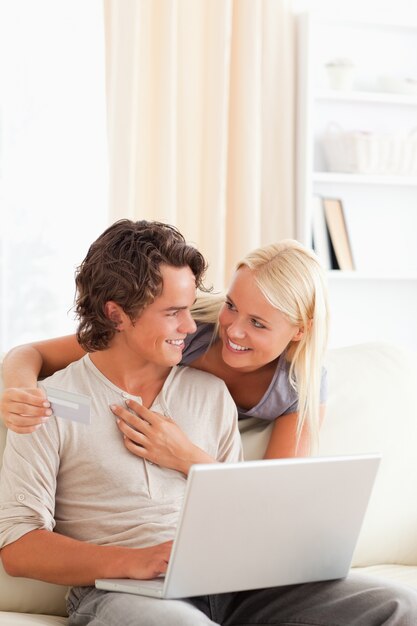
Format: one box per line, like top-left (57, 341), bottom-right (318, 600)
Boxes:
top-left (103, 0), bottom-right (295, 290)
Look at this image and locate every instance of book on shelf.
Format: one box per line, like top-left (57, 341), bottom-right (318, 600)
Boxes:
top-left (311, 195), bottom-right (333, 270)
top-left (322, 197), bottom-right (355, 271)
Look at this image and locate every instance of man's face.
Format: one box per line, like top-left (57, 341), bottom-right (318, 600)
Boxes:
top-left (122, 264), bottom-right (197, 367)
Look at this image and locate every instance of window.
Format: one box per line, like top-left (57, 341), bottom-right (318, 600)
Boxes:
top-left (0, 0), bottom-right (108, 351)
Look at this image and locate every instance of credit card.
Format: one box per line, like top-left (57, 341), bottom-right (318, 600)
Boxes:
top-left (44, 386), bottom-right (91, 425)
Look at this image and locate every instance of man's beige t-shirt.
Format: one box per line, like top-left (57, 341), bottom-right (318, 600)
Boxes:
top-left (0, 356), bottom-right (242, 549)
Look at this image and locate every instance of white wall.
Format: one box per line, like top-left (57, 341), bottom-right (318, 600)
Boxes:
top-left (0, 1), bottom-right (108, 352)
top-left (327, 277), bottom-right (417, 352)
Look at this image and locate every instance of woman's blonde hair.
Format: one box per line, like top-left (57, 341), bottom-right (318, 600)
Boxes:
top-left (192, 239), bottom-right (330, 453)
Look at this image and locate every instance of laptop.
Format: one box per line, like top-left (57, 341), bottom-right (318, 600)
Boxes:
top-left (95, 453), bottom-right (380, 599)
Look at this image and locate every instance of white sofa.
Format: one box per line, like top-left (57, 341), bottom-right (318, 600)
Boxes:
top-left (1, 342), bottom-right (417, 625)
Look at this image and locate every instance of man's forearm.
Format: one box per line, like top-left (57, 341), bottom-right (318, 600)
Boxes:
top-left (1, 529), bottom-right (171, 585)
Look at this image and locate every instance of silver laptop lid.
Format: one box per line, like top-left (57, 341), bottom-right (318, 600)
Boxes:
top-left (163, 454), bottom-right (380, 598)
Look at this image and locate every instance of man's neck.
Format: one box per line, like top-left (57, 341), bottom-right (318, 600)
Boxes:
top-left (89, 349), bottom-right (172, 408)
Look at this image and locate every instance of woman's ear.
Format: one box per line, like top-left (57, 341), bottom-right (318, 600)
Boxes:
top-left (292, 328), bottom-right (304, 342)
top-left (104, 301), bottom-right (125, 331)
top-left (292, 319), bottom-right (313, 343)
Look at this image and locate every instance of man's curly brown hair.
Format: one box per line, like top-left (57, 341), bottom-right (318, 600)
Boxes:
top-left (74, 219), bottom-right (208, 352)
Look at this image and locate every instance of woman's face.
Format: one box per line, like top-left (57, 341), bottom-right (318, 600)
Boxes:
top-left (218, 266), bottom-right (303, 372)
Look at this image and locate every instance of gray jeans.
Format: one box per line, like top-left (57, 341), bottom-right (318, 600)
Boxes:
top-left (67, 574), bottom-right (417, 625)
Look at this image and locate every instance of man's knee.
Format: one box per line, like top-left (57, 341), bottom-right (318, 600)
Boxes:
top-left (98, 593), bottom-right (214, 626)
top-left (381, 581), bottom-right (417, 621)
top-left (127, 597), bottom-right (214, 626)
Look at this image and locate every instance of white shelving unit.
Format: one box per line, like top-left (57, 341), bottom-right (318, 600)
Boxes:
top-left (312, 173), bottom-right (417, 186)
top-left (315, 89), bottom-right (417, 106)
top-left (296, 11), bottom-right (417, 352)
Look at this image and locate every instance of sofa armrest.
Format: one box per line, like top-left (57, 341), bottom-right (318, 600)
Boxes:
top-left (0, 558), bottom-right (68, 616)
top-left (0, 364), bottom-right (68, 617)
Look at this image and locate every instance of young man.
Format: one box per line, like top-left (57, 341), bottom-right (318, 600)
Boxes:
top-left (1, 219), bottom-right (417, 626)
top-left (0, 220), bottom-right (241, 621)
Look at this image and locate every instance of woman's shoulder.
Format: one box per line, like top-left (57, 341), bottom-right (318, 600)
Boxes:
top-left (181, 322), bottom-right (216, 365)
top-left (239, 353), bottom-right (297, 421)
top-left (239, 354), bottom-right (327, 421)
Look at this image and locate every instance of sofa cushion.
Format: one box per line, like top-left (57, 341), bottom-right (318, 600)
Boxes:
top-left (353, 564), bottom-right (417, 591)
top-left (0, 611), bottom-right (67, 625)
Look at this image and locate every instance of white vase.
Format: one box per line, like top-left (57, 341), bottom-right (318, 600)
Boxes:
top-left (326, 65), bottom-right (355, 91)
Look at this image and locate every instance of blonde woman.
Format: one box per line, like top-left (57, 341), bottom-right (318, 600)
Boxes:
top-left (1, 239), bottom-right (329, 464)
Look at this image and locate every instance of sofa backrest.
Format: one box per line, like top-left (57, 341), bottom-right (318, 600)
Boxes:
top-left (321, 342), bottom-right (417, 567)
top-left (240, 341), bottom-right (417, 568)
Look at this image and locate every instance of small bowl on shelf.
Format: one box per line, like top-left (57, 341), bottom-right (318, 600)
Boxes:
top-left (378, 74), bottom-right (417, 95)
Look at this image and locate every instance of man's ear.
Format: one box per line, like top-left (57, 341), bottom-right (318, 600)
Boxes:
top-left (104, 301), bottom-right (125, 330)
